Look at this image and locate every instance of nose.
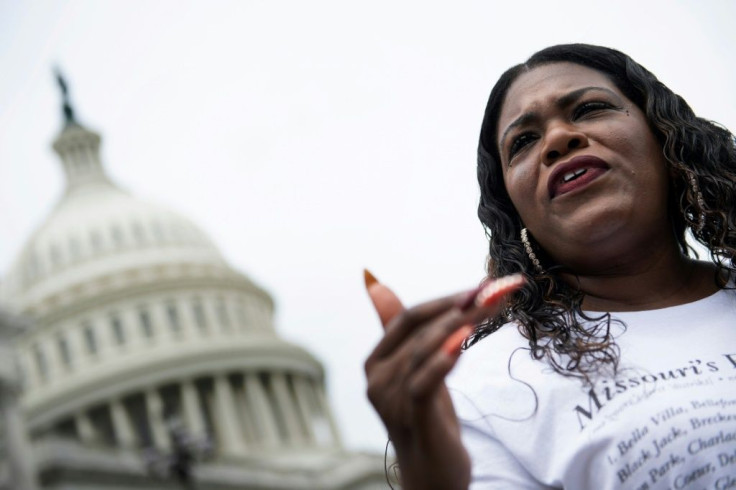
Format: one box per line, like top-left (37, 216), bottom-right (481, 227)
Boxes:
top-left (541, 122), bottom-right (588, 166)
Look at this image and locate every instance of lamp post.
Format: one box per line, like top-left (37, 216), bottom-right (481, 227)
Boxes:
top-left (142, 415), bottom-right (212, 490)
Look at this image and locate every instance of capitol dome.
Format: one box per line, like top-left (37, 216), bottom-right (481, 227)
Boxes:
top-left (1, 122), bottom-right (228, 311)
top-left (0, 82), bottom-right (384, 489)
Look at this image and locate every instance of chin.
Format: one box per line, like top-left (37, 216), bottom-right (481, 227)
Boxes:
top-left (543, 211), bottom-right (637, 263)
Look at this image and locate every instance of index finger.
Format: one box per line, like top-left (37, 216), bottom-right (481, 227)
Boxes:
top-left (364, 269), bottom-right (404, 328)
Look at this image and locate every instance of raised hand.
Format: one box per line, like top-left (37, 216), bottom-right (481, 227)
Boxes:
top-left (364, 271), bottom-right (524, 490)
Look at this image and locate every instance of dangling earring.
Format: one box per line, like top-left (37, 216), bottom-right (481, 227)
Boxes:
top-left (521, 227), bottom-right (544, 274)
top-left (688, 174), bottom-right (706, 233)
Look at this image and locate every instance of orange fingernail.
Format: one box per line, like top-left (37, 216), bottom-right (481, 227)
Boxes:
top-left (364, 269), bottom-right (379, 289)
top-left (476, 273), bottom-right (525, 308)
top-left (442, 325), bottom-right (473, 356)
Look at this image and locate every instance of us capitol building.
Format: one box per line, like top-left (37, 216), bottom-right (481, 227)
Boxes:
top-left (0, 78), bottom-right (386, 489)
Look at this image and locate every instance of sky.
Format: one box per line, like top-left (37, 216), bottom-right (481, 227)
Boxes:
top-left (1, 0), bottom-right (735, 453)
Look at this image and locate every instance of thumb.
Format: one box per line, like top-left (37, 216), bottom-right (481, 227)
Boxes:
top-left (364, 269), bottom-right (404, 329)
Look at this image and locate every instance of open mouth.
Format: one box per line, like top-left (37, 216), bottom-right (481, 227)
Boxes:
top-left (563, 168), bottom-right (588, 183)
top-left (548, 156), bottom-right (610, 199)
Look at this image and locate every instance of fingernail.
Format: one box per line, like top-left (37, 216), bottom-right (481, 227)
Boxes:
top-left (455, 284), bottom-right (484, 311)
top-left (442, 325), bottom-right (474, 356)
top-left (363, 269), bottom-right (379, 289)
top-left (475, 273), bottom-right (525, 308)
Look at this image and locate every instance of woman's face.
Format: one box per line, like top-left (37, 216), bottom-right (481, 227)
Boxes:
top-left (496, 62), bottom-right (671, 272)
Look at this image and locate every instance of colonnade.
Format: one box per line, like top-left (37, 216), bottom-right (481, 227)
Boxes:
top-left (68, 370), bottom-right (340, 456)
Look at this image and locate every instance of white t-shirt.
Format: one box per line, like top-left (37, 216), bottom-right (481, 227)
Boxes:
top-left (447, 288), bottom-right (736, 490)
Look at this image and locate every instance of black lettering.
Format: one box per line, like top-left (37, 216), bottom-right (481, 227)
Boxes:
top-left (723, 354), bottom-right (736, 369)
top-left (658, 370), bottom-right (681, 381)
top-left (574, 388), bottom-right (604, 431)
top-left (690, 359), bottom-right (703, 375)
top-left (615, 380), bottom-right (628, 394)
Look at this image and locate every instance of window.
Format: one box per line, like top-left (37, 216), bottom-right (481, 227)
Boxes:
top-left (110, 314), bottom-right (125, 345)
top-left (216, 298), bottom-right (230, 330)
top-left (69, 237), bottom-right (81, 261)
top-left (132, 222), bottom-right (146, 245)
top-left (152, 221), bottom-right (165, 242)
top-left (57, 335), bottom-right (72, 368)
top-left (191, 298), bottom-right (207, 331)
top-left (83, 323), bottom-right (97, 354)
top-left (33, 343), bottom-right (48, 381)
top-left (236, 300), bottom-right (247, 330)
top-left (166, 302), bottom-right (180, 333)
top-left (138, 308), bottom-right (153, 338)
top-left (90, 230), bottom-right (102, 253)
top-left (50, 243), bottom-right (62, 267)
top-left (111, 226), bottom-right (124, 248)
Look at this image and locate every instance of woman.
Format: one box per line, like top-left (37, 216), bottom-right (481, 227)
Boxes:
top-left (364, 44), bottom-right (736, 490)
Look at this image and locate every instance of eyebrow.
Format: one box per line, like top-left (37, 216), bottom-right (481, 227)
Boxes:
top-left (498, 86), bottom-right (621, 154)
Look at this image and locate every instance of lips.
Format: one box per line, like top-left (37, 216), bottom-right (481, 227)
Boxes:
top-left (547, 155), bottom-right (610, 199)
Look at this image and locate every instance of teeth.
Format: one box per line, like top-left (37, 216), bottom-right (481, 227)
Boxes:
top-left (563, 168), bottom-right (587, 183)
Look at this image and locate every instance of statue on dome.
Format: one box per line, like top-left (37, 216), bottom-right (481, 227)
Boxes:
top-left (54, 69), bottom-right (76, 125)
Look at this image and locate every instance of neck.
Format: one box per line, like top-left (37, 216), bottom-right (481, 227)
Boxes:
top-left (562, 242), bottom-right (719, 313)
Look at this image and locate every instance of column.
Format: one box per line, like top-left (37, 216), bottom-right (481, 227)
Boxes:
top-left (270, 373), bottom-right (305, 446)
top-left (315, 382), bottom-right (343, 448)
top-left (0, 382), bottom-right (39, 490)
top-left (110, 398), bottom-right (136, 447)
top-left (292, 376), bottom-right (316, 444)
top-left (181, 380), bottom-right (205, 437)
top-left (75, 411), bottom-right (97, 444)
top-left (233, 387), bottom-right (258, 444)
top-left (244, 373), bottom-right (280, 447)
top-left (212, 375), bottom-right (246, 455)
top-left (145, 388), bottom-right (170, 450)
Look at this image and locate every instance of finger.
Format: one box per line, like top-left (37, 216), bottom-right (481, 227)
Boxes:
top-left (364, 269), bottom-right (464, 361)
top-left (408, 325), bottom-right (473, 399)
top-left (370, 273), bottom-right (525, 362)
top-left (364, 269), bottom-right (405, 328)
top-left (371, 295), bottom-right (461, 360)
top-left (399, 274), bottom-right (526, 369)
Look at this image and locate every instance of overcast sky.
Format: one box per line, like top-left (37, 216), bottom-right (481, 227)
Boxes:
top-left (1, 0), bottom-right (735, 453)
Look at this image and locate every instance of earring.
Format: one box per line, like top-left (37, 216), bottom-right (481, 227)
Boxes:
top-left (521, 227), bottom-right (544, 274)
top-left (688, 174), bottom-right (706, 233)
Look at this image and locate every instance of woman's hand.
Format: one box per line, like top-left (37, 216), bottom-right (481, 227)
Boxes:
top-left (364, 271), bottom-right (524, 490)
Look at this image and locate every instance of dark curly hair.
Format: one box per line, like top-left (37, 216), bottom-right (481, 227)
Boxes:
top-left (470, 44), bottom-right (736, 380)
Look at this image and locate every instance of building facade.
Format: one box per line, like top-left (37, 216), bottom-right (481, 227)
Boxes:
top-left (0, 89), bottom-right (385, 489)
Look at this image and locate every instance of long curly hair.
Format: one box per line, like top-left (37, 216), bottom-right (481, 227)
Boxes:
top-left (471, 44), bottom-right (736, 380)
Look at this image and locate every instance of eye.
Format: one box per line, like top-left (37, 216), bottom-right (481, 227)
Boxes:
top-left (572, 100), bottom-right (615, 119)
top-left (508, 132), bottom-right (538, 162)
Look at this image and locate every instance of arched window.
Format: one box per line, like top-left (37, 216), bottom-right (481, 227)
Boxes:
top-left (110, 313), bottom-right (126, 345)
top-left (57, 334), bottom-right (72, 368)
top-left (90, 230), bottom-right (103, 253)
top-left (132, 221), bottom-right (146, 245)
top-left (216, 297), bottom-right (230, 331)
top-left (138, 307), bottom-right (154, 338)
top-left (82, 322), bottom-right (98, 355)
top-left (191, 297), bottom-right (207, 332)
top-left (111, 225), bottom-right (124, 249)
top-left (32, 343), bottom-right (49, 381)
top-left (166, 301), bottom-right (181, 333)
